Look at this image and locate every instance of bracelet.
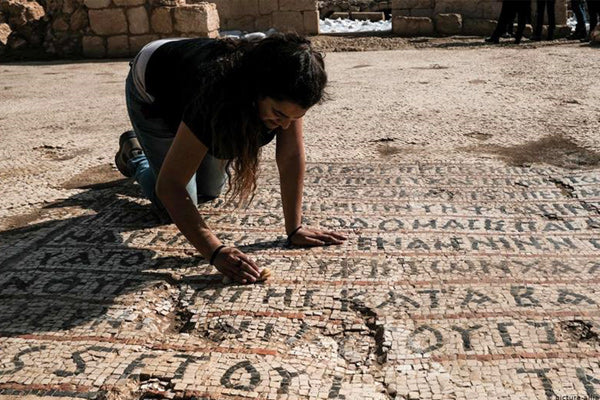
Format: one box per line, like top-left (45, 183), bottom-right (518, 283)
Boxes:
top-left (286, 226), bottom-right (302, 244)
top-left (209, 245), bottom-right (226, 265)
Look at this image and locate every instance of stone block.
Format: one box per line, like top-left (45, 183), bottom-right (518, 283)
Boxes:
top-left (151, 6), bottom-right (173, 33)
top-left (351, 12), bottom-right (385, 22)
top-left (230, 0), bottom-right (258, 17)
top-left (211, 0), bottom-right (232, 19)
top-left (392, 15), bottom-right (434, 36)
top-left (272, 10), bottom-right (304, 33)
top-left (127, 6), bottom-right (149, 34)
top-left (279, 0), bottom-right (317, 12)
top-left (129, 33), bottom-right (158, 53)
top-left (393, 8), bottom-right (410, 16)
top-left (83, 0), bottom-right (111, 9)
top-left (303, 10), bottom-right (319, 34)
top-left (330, 12), bottom-right (350, 19)
top-left (82, 35), bottom-right (105, 57)
top-left (227, 15), bottom-right (255, 31)
top-left (259, 0), bottom-right (277, 14)
top-left (434, 13), bottom-right (462, 35)
top-left (254, 14), bottom-right (272, 30)
top-left (0, 22), bottom-right (11, 45)
top-left (89, 9), bottom-right (127, 35)
top-left (392, 0), bottom-right (433, 9)
top-left (173, 3), bottom-right (219, 33)
top-left (70, 8), bottom-right (89, 31)
top-left (410, 8), bottom-right (433, 17)
top-left (113, 0), bottom-right (145, 6)
top-left (52, 16), bottom-right (69, 31)
top-left (434, 0), bottom-right (478, 18)
top-left (107, 34), bottom-right (129, 57)
top-left (462, 18), bottom-right (496, 36)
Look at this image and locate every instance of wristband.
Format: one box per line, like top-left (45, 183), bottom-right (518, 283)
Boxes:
top-left (286, 226), bottom-right (302, 244)
top-left (209, 245), bottom-right (226, 265)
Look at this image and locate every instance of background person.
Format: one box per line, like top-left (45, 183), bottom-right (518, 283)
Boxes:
top-left (532, 0), bottom-right (556, 40)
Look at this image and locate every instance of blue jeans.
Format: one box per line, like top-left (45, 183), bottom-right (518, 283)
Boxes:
top-left (572, 0), bottom-right (588, 35)
top-left (125, 70), bottom-right (227, 208)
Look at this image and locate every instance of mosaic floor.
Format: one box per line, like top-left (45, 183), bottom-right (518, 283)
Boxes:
top-left (0, 160), bottom-right (599, 399)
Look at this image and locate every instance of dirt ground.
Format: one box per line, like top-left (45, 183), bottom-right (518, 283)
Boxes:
top-left (1, 39), bottom-right (598, 227)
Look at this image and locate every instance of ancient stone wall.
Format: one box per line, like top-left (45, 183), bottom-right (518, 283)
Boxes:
top-left (212, 0), bottom-right (319, 35)
top-left (392, 0), bottom-right (568, 36)
top-left (81, 1), bottom-right (219, 58)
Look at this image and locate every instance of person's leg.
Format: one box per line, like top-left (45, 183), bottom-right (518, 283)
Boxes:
top-left (514, 1), bottom-right (529, 43)
top-left (533, 0), bottom-right (546, 39)
top-left (571, 0), bottom-right (588, 37)
top-left (124, 71), bottom-right (199, 207)
top-left (547, 0), bottom-right (556, 39)
top-left (588, 0), bottom-right (599, 33)
top-left (195, 154), bottom-right (227, 201)
top-left (489, 0), bottom-right (512, 41)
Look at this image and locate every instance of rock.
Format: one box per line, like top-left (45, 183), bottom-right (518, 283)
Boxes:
top-left (89, 8), bottom-right (127, 35)
top-left (151, 6), bottom-right (173, 33)
top-left (0, 22), bottom-right (11, 45)
top-left (392, 15), bottom-right (434, 36)
top-left (434, 12), bottom-right (462, 35)
top-left (69, 8), bottom-right (88, 31)
top-left (173, 3), bottom-right (219, 34)
top-left (127, 6), bottom-right (149, 34)
top-left (3, 0), bottom-right (45, 28)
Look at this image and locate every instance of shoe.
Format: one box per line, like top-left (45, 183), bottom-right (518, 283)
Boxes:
top-left (514, 38), bottom-right (522, 44)
top-left (115, 130), bottom-right (143, 177)
top-left (530, 35), bottom-right (542, 41)
top-left (485, 36), bottom-right (499, 44)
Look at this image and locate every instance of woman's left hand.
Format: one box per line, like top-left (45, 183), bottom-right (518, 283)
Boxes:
top-left (289, 227), bottom-right (347, 247)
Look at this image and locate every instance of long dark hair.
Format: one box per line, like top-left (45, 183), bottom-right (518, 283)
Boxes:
top-left (186, 33), bottom-right (327, 206)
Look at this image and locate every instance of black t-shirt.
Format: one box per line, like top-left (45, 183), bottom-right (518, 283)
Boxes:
top-left (144, 38), bottom-right (276, 159)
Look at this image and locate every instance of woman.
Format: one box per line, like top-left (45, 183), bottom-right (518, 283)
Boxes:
top-left (115, 33), bottom-right (347, 284)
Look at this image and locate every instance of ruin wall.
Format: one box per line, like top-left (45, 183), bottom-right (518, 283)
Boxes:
top-left (211, 0), bottom-right (319, 35)
top-left (392, 0), bottom-right (568, 36)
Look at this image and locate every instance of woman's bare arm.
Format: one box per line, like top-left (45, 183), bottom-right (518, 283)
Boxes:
top-left (156, 122), bottom-right (260, 282)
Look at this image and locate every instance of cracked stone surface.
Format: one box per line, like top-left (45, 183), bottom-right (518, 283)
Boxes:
top-left (1, 43), bottom-right (600, 399)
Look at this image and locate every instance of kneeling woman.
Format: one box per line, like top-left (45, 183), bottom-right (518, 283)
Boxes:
top-left (115, 33), bottom-right (346, 284)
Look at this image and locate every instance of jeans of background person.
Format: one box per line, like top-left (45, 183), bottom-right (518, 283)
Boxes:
top-left (491, 0), bottom-right (530, 42)
top-left (125, 70), bottom-right (227, 208)
top-left (571, 0), bottom-right (588, 36)
top-left (588, 0), bottom-right (600, 33)
top-left (534, 0), bottom-right (556, 39)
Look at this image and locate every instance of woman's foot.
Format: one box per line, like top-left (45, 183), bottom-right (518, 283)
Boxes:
top-left (484, 36), bottom-right (500, 44)
top-left (115, 130), bottom-right (143, 177)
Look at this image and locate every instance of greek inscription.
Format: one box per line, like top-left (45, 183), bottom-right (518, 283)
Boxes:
top-left (220, 361), bottom-right (261, 391)
top-left (408, 325), bottom-right (444, 354)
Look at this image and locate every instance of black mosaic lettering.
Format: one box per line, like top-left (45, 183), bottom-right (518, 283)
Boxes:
top-left (220, 361), bottom-right (261, 391)
top-left (54, 346), bottom-right (113, 377)
top-left (274, 367), bottom-right (301, 394)
top-left (419, 289), bottom-right (441, 308)
top-left (556, 289), bottom-right (596, 305)
top-left (525, 321), bottom-right (556, 344)
top-left (0, 346), bottom-right (46, 376)
top-left (451, 325), bottom-right (482, 351)
top-left (516, 368), bottom-right (555, 400)
top-left (576, 368), bottom-right (600, 397)
top-left (511, 286), bottom-right (540, 307)
top-left (328, 375), bottom-right (346, 399)
top-left (377, 291), bottom-right (420, 309)
top-left (263, 288), bottom-right (293, 306)
top-left (173, 354), bottom-right (209, 379)
top-left (408, 325), bottom-right (444, 354)
top-left (497, 322), bottom-right (523, 347)
top-left (120, 354), bottom-right (157, 380)
top-left (461, 289), bottom-right (497, 307)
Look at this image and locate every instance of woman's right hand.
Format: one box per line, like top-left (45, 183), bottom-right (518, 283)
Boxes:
top-left (213, 247), bottom-right (261, 284)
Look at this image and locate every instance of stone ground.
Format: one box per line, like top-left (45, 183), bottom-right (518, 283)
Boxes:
top-left (0, 39), bottom-right (600, 399)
